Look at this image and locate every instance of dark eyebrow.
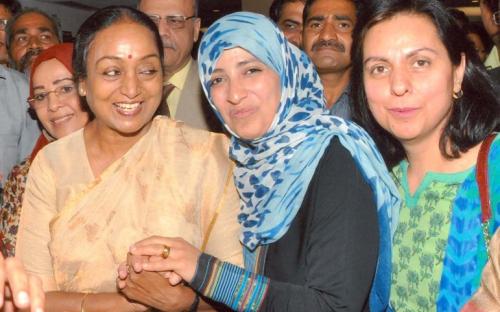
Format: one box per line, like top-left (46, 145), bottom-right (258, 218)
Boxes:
top-left (236, 59), bottom-right (259, 67)
top-left (334, 15), bottom-right (353, 22)
top-left (306, 15), bottom-right (325, 23)
top-left (14, 26), bottom-right (54, 35)
top-left (407, 47), bottom-right (438, 57)
top-left (282, 19), bottom-right (300, 25)
top-left (212, 57), bottom-right (261, 74)
top-left (364, 47), bottom-right (439, 65)
top-left (95, 56), bottom-right (120, 64)
top-left (53, 77), bottom-right (74, 85)
top-left (95, 53), bottom-right (160, 65)
top-left (32, 77), bottom-right (73, 91)
top-left (363, 56), bottom-right (388, 66)
top-left (13, 28), bottom-right (27, 35)
top-left (38, 27), bottom-right (55, 33)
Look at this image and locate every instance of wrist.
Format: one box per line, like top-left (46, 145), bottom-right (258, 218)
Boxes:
top-left (80, 293), bottom-right (90, 312)
top-left (177, 284), bottom-right (197, 312)
top-left (187, 294), bottom-right (199, 312)
top-left (189, 253), bottom-right (213, 292)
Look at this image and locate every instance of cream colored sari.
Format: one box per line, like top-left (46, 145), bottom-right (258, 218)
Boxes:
top-left (16, 117), bottom-right (242, 292)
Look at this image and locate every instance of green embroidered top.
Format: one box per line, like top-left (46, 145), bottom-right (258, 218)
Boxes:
top-left (390, 161), bottom-right (473, 311)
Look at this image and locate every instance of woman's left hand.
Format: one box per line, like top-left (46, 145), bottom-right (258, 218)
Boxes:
top-left (129, 236), bottom-right (201, 283)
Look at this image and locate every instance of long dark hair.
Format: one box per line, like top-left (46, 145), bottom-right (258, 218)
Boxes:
top-left (73, 5), bottom-right (164, 82)
top-left (351, 0), bottom-right (499, 168)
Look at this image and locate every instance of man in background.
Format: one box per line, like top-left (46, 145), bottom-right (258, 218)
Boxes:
top-left (269, 0), bottom-right (306, 47)
top-left (5, 8), bottom-right (60, 74)
top-left (0, 0), bottom-right (21, 67)
top-left (139, 0), bottom-right (221, 132)
top-left (480, 0), bottom-right (499, 70)
top-left (479, 0), bottom-right (500, 89)
top-left (302, 0), bottom-right (356, 119)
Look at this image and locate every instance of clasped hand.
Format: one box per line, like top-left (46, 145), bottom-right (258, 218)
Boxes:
top-left (116, 236), bottom-right (202, 311)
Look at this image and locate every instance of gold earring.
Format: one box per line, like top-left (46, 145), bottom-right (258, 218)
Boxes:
top-left (79, 88), bottom-right (86, 96)
top-left (453, 89), bottom-right (463, 100)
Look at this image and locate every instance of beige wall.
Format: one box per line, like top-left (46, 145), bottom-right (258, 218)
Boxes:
top-left (242, 0), bottom-right (273, 17)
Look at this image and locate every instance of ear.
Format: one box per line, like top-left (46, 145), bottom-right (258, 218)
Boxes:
top-left (193, 17), bottom-right (201, 43)
top-left (78, 79), bottom-right (87, 96)
top-left (453, 52), bottom-right (466, 94)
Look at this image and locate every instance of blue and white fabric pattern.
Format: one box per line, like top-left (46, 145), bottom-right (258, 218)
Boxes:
top-left (198, 12), bottom-right (401, 310)
top-left (198, 11), bottom-right (399, 249)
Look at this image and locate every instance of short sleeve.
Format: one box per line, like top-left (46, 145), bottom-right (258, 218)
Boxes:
top-left (16, 152), bottom-right (58, 291)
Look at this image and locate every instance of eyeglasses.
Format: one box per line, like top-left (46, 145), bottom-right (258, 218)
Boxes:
top-left (147, 15), bottom-right (196, 29)
top-left (28, 83), bottom-right (76, 109)
top-left (0, 19), bottom-right (8, 30)
top-left (494, 11), bottom-right (500, 26)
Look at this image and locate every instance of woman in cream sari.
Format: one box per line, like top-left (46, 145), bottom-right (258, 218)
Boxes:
top-left (16, 6), bottom-right (242, 311)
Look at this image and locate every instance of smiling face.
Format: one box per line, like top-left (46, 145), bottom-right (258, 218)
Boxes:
top-left (31, 58), bottom-right (89, 139)
top-left (363, 13), bottom-right (465, 147)
top-left (79, 20), bottom-right (163, 137)
top-left (209, 48), bottom-right (281, 140)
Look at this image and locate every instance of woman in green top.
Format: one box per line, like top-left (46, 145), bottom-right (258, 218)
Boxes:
top-left (350, 0), bottom-right (500, 311)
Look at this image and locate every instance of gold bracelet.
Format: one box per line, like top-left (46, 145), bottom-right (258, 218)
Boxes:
top-left (80, 292), bottom-right (90, 312)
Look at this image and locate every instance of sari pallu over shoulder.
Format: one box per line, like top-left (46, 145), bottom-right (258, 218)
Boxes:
top-left (16, 117), bottom-right (243, 292)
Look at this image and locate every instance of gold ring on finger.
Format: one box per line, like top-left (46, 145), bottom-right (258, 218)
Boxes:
top-left (161, 245), bottom-right (171, 259)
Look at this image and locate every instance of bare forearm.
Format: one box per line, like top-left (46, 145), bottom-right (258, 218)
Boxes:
top-left (46, 291), bottom-right (145, 312)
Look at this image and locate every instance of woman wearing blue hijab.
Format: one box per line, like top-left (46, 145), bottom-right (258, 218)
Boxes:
top-left (126, 12), bottom-right (400, 311)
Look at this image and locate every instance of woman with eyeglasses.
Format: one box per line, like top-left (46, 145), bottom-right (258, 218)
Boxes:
top-left (15, 6), bottom-right (242, 311)
top-left (0, 42), bottom-right (90, 257)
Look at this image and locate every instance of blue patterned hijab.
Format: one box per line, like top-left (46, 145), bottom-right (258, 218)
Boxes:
top-left (199, 11), bottom-right (399, 247)
top-left (198, 12), bottom-right (401, 310)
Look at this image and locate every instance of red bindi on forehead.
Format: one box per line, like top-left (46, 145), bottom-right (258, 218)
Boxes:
top-left (128, 54), bottom-right (132, 59)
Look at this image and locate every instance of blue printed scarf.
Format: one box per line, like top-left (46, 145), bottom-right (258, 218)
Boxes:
top-left (198, 12), bottom-right (401, 311)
